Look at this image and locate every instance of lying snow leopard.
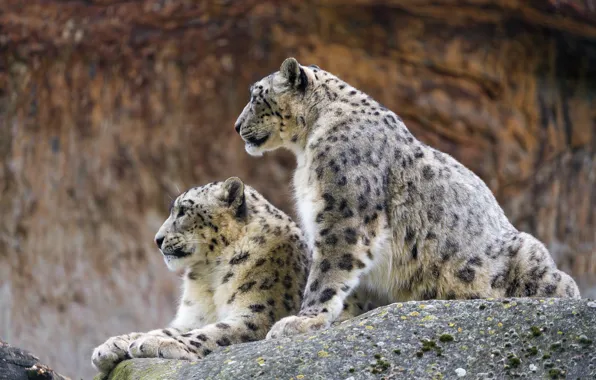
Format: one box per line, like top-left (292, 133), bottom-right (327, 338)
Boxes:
top-left (92, 177), bottom-right (311, 374)
top-left (233, 57), bottom-right (581, 339)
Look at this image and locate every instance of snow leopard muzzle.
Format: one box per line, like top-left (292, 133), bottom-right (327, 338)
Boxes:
top-left (163, 247), bottom-right (192, 258)
top-left (245, 134), bottom-right (270, 147)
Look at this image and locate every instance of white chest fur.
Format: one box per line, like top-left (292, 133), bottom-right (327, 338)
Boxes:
top-left (170, 274), bottom-right (217, 330)
top-left (292, 152), bottom-right (319, 253)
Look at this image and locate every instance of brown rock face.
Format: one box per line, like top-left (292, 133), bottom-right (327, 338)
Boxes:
top-left (0, 0), bottom-right (594, 378)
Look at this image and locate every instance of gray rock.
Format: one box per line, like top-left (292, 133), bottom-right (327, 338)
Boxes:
top-left (0, 340), bottom-right (70, 380)
top-left (104, 298), bottom-right (596, 380)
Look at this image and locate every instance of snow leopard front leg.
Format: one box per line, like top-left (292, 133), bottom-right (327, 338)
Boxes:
top-left (128, 316), bottom-right (268, 361)
top-left (268, 179), bottom-right (379, 338)
top-left (267, 224), bottom-right (372, 338)
top-left (92, 327), bottom-right (186, 373)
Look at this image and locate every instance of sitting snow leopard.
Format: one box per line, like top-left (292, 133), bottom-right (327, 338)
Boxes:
top-left (233, 58), bottom-right (581, 339)
top-left (92, 177), bottom-right (311, 374)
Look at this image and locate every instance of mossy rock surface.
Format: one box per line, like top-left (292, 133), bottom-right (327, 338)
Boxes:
top-left (104, 298), bottom-right (596, 379)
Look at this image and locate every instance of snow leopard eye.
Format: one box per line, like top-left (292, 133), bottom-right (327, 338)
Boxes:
top-left (176, 206), bottom-right (186, 218)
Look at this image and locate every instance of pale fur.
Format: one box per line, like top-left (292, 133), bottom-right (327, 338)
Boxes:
top-left (91, 178), bottom-right (310, 374)
top-left (233, 58), bottom-right (581, 339)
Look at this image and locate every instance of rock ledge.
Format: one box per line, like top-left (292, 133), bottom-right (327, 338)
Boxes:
top-left (102, 298), bottom-right (595, 379)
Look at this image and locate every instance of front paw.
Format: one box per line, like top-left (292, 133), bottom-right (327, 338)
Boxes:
top-left (266, 315), bottom-right (330, 340)
top-left (92, 336), bottom-right (133, 373)
top-left (128, 335), bottom-right (193, 360)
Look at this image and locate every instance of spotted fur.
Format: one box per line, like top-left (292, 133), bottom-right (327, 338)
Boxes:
top-left (234, 58), bottom-right (581, 339)
top-left (91, 177), bottom-right (310, 374)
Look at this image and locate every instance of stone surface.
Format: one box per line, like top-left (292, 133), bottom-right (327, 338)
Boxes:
top-left (1, 1), bottom-right (595, 378)
top-left (103, 298), bottom-right (596, 380)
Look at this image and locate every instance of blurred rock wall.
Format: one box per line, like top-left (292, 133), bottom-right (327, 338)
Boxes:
top-left (0, 0), bottom-right (594, 378)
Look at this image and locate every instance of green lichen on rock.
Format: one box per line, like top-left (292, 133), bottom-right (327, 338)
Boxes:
top-left (578, 334), bottom-right (593, 345)
top-left (104, 299), bottom-right (596, 379)
top-left (439, 334), bottom-right (454, 342)
top-left (530, 325), bottom-right (543, 337)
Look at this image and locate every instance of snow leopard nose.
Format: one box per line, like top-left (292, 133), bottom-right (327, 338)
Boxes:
top-left (234, 121), bottom-right (242, 134)
top-left (155, 236), bottom-right (165, 249)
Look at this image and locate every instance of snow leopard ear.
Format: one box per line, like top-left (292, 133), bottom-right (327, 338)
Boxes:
top-left (222, 177), bottom-right (246, 219)
top-left (280, 57), bottom-right (308, 92)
